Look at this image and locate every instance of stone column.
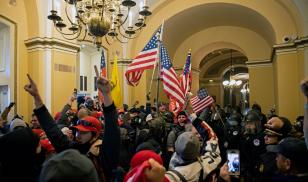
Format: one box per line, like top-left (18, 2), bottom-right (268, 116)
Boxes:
top-left (247, 60), bottom-right (275, 114)
top-left (271, 37), bottom-right (307, 120)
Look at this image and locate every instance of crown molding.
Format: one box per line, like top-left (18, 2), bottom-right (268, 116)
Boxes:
top-left (246, 59), bottom-right (272, 68)
top-left (24, 37), bottom-right (80, 53)
top-left (273, 36), bottom-right (308, 54)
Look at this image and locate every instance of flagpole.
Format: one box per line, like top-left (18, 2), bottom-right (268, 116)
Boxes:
top-left (148, 58), bottom-right (157, 97)
top-left (156, 20), bottom-right (165, 115)
top-left (183, 49), bottom-right (192, 111)
top-left (213, 105), bottom-right (225, 127)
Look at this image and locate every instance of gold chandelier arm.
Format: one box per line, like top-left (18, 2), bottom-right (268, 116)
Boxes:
top-left (65, 1), bottom-right (74, 26)
top-left (80, 27), bottom-right (87, 41)
top-left (105, 36), bottom-right (112, 45)
top-left (117, 7), bottom-right (130, 27)
top-left (118, 16), bottom-right (147, 33)
top-left (115, 35), bottom-right (129, 43)
top-left (56, 26), bottom-right (83, 40)
top-left (116, 24), bottom-right (143, 40)
top-left (55, 26), bottom-right (78, 36)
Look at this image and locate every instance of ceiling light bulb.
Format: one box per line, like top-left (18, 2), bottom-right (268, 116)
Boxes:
top-left (230, 80), bottom-right (236, 85)
top-left (223, 80), bottom-right (229, 86)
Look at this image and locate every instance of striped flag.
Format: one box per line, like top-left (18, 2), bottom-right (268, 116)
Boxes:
top-left (125, 26), bottom-right (161, 86)
top-left (190, 88), bottom-right (214, 114)
top-left (160, 43), bottom-right (185, 110)
top-left (180, 52), bottom-right (192, 98)
top-left (100, 49), bottom-right (106, 77)
top-left (98, 49), bottom-right (106, 104)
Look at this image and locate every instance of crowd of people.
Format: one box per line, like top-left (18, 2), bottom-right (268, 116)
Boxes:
top-left (0, 74), bottom-right (308, 182)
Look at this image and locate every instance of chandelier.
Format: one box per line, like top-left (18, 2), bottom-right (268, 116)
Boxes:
top-left (240, 82), bottom-right (249, 94)
top-left (47, 0), bottom-right (152, 48)
top-left (222, 50), bottom-right (242, 88)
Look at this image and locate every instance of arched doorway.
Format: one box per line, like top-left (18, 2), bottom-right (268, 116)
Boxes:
top-left (199, 48), bottom-right (248, 110)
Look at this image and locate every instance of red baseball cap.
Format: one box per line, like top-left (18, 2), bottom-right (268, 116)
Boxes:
top-left (71, 116), bottom-right (102, 134)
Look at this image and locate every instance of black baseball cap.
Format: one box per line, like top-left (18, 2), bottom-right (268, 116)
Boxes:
top-left (267, 137), bottom-right (308, 163)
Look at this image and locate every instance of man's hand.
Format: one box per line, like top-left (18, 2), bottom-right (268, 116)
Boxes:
top-left (220, 163), bottom-right (231, 182)
top-left (144, 158), bottom-right (166, 182)
top-left (24, 74), bottom-right (40, 97)
top-left (300, 77), bottom-right (308, 101)
top-left (97, 77), bottom-right (111, 95)
top-left (68, 92), bottom-right (77, 106)
top-left (24, 74), bottom-right (43, 108)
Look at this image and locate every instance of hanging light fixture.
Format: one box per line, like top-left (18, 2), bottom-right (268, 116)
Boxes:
top-left (240, 82), bottom-right (249, 94)
top-left (222, 49), bottom-right (242, 88)
top-left (47, 0), bottom-right (152, 48)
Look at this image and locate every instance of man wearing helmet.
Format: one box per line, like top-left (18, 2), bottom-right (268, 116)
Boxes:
top-left (240, 110), bottom-right (266, 182)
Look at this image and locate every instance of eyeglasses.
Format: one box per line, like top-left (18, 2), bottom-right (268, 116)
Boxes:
top-left (77, 120), bottom-right (95, 128)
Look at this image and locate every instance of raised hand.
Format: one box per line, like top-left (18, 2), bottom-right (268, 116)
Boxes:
top-left (300, 77), bottom-right (308, 99)
top-left (24, 74), bottom-right (43, 108)
top-left (144, 158), bottom-right (166, 182)
top-left (97, 76), bottom-right (112, 95)
top-left (24, 74), bottom-right (39, 97)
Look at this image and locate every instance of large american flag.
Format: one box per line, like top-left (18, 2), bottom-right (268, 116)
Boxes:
top-left (100, 49), bottom-right (106, 77)
top-left (160, 44), bottom-right (185, 109)
top-left (190, 88), bottom-right (214, 114)
top-left (180, 52), bottom-right (192, 98)
top-left (125, 27), bottom-right (161, 86)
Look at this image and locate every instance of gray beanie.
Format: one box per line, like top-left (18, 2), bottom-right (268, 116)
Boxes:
top-left (39, 149), bottom-right (99, 182)
top-left (175, 132), bottom-right (200, 161)
top-left (9, 118), bottom-right (27, 131)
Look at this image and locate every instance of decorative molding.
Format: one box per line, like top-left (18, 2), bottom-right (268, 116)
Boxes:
top-left (24, 37), bottom-right (80, 53)
top-left (246, 59), bottom-right (272, 68)
top-left (273, 36), bottom-right (308, 55)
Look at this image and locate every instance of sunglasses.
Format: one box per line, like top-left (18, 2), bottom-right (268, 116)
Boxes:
top-left (77, 120), bottom-right (95, 128)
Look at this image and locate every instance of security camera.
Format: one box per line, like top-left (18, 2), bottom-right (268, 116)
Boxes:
top-left (282, 36), bottom-right (291, 43)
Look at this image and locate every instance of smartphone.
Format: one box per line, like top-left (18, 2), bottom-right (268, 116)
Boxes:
top-left (227, 149), bottom-right (240, 175)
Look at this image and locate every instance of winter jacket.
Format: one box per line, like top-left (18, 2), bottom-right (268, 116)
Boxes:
top-left (34, 103), bottom-right (120, 181)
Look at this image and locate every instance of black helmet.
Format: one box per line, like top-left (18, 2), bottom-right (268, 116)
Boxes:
top-left (227, 113), bottom-right (242, 126)
top-left (244, 110), bottom-right (261, 122)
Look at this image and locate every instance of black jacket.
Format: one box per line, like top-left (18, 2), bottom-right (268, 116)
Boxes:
top-left (0, 128), bottom-right (40, 182)
top-left (34, 103), bottom-right (120, 181)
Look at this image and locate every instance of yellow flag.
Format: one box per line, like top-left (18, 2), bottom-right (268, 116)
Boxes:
top-left (111, 54), bottom-right (123, 108)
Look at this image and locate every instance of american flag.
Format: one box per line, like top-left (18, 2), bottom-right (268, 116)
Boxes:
top-left (180, 52), bottom-right (192, 98)
top-left (160, 44), bottom-right (185, 109)
top-left (125, 27), bottom-right (161, 86)
top-left (98, 49), bottom-right (106, 103)
top-left (100, 49), bottom-right (106, 77)
top-left (190, 88), bottom-right (214, 114)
